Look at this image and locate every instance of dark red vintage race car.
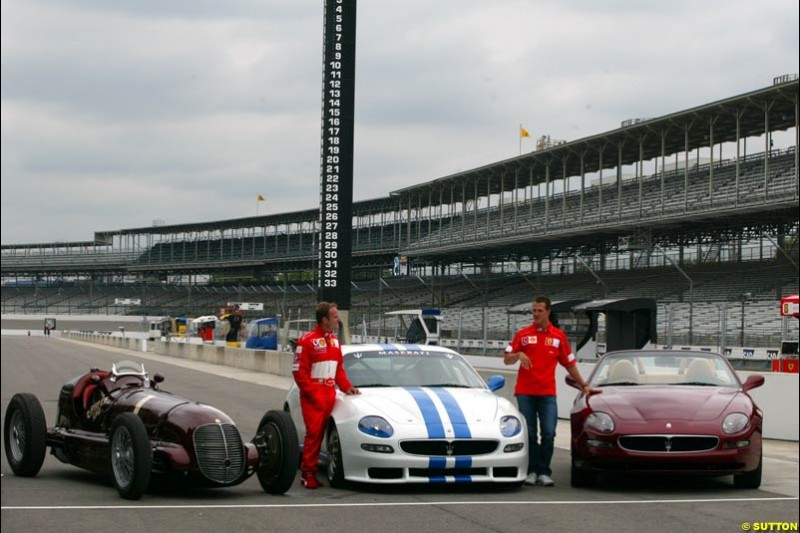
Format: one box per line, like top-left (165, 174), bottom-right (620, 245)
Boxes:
top-left (567, 350), bottom-right (764, 489)
top-left (3, 360), bottom-right (299, 499)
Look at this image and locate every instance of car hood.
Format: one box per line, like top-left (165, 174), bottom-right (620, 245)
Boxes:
top-left (349, 387), bottom-right (501, 428)
top-left (593, 386), bottom-right (739, 421)
top-left (116, 388), bottom-right (235, 427)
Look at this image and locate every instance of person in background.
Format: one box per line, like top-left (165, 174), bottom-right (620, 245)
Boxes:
top-left (292, 302), bottom-right (360, 489)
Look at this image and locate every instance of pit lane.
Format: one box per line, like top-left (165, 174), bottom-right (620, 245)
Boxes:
top-left (2, 337), bottom-right (797, 533)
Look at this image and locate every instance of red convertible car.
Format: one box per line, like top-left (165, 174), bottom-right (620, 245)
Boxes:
top-left (3, 360), bottom-right (299, 499)
top-left (567, 350), bottom-right (764, 488)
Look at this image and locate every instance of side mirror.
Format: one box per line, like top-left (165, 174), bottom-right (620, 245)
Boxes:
top-left (742, 374), bottom-right (764, 392)
top-left (153, 373), bottom-right (165, 384)
top-left (565, 374), bottom-right (581, 390)
top-left (487, 375), bottom-right (505, 392)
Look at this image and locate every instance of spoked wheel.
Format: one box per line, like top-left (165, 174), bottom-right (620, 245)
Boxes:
top-left (110, 413), bottom-right (152, 500)
top-left (3, 393), bottom-right (47, 477)
top-left (326, 423), bottom-right (345, 488)
top-left (253, 410), bottom-right (299, 494)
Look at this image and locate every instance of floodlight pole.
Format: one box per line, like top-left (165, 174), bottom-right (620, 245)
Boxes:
top-left (460, 271), bottom-right (487, 356)
top-left (653, 244), bottom-right (694, 344)
top-left (739, 292), bottom-right (752, 348)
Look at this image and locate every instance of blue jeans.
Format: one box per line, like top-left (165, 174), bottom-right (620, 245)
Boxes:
top-left (516, 395), bottom-right (557, 476)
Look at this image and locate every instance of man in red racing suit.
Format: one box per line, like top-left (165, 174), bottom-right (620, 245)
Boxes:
top-left (292, 302), bottom-right (360, 489)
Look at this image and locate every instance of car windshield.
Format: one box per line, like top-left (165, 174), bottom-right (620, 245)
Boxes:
top-left (343, 349), bottom-right (486, 388)
top-left (590, 352), bottom-right (738, 388)
top-left (111, 360), bottom-right (146, 377)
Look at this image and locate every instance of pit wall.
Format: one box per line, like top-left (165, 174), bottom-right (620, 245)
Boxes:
top-left (63, 332), bottom-right (294, 377)
top-left (64, 332), bottom-right (798, 441)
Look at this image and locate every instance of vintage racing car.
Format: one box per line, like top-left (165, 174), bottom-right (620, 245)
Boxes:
top-left (286, 344), bottom-right (528, 486)
top-left (567, 350), bottom-right (764, 488)
top-left (4, 360), bottom-right (299, 499)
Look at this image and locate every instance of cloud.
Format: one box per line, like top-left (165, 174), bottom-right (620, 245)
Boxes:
top-left (2, 0), bottom-right (798, 243)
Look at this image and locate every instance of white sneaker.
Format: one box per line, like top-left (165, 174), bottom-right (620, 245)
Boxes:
top-left (536, 474), bottom-right (555, 486)
top-left (523, 473), bottom-right (538, 486)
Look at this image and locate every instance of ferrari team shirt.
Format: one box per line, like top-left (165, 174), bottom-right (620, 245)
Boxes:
top-left (505, 322), bottom-right (576, 396)
top-left (292, 326), bottom-right (353, 393)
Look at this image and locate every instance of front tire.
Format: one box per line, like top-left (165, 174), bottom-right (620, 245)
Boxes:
top-left (110, 413), bottom-right (152, 500)
top-left (734, 449), bottom-right (762, 489)
top-left (326, 423), bottom-right (345, 488)
top-left (254, 410), bottom-right (299, 494)
top-left (571, 451), bottom-right (596, 488)
top-left (3, 393), bottom-right (47, 477)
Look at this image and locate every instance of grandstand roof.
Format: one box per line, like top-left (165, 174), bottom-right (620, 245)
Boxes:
top-left (0, 240), bottom-right (105, 251)
top-left (391, 79), bottom-right (798, 205)
top-left (99, 196), bottom-right (399, 239)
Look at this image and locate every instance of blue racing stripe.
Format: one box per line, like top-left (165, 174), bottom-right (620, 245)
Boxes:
top-left (429, 388), bottom-right (472, 438)
top-left (429, 456), bottom-right (447, 484)
top-left (404, 387), bottom-right (445, 438)
top-left (430, 457), bottom-right (446, 469)
top-left (454, 457), bottom-right (473, 483)
top-left (455, 457), bottom-right (472, 469)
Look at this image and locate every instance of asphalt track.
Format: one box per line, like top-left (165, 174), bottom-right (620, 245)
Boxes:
top-left (2, 337), bottom-right (797, 533)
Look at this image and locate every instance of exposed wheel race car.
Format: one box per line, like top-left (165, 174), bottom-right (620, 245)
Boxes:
top-left (286, 344), bottom-right (528, 486)
top-left (3, 360), bottom-right (299, 499)
top-left (567, 350), bottom-right (764, 488)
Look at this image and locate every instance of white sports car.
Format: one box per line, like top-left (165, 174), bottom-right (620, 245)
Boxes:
top-left (285, 344), bottom-right (528, 486)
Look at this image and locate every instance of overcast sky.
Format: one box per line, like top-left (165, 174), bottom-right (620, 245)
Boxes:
top-left (1, 0), bottom-right (798, 244)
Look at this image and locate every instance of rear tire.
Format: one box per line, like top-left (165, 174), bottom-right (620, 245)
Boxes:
top-left (734, 449), bottom-right (762, 489)
top-left (326, 423), bottom-right (346, 488)
top-left (254, 410), bottom-right (299, 494)
top-left (110, 413), bottom-right (152, 500)
top-left (3, 393), bottom-right (47, 477)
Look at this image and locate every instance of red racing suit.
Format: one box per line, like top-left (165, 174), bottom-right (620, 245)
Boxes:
top-left (292, 326), bottom-right (353, 475)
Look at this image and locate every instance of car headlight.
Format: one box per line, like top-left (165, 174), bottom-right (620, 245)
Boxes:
top-left (722, 413), bottom-right (749, 434)
top-left (358, 416), bottom-right (394, 438)
top-left (586, 412), bottom-right (615, 434)
top-left (499, 415), bottom-right (522, 437)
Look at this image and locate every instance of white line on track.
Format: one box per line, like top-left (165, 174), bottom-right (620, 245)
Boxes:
top-left (2, 497), bottom-right (797, 511)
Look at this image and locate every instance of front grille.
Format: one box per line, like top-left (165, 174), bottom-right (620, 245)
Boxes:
top-left (618, 435), bottom-right (720, 453)
top-left (400, 440), bottom-right (498, 456)
top-left (193, 423), bottom-right (245, 484)
top-left (597, 461), bottom-right (745, 472)
top-left (409, 467), bottom-right (487, 477)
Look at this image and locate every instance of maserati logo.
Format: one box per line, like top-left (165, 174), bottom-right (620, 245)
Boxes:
top-left (446, 442), bottom-right (455, 456)
top-left (665, 438), bottom-right (673, 452)
top-left (665, 422), bottom-right (672, 429)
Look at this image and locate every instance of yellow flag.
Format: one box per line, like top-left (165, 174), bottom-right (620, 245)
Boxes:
top-left (257, 194), bottom-right (265, 202)
top-left (520, 126), bottom-right (530, 138)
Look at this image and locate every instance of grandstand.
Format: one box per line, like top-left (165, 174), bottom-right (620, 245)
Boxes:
top-left (2, 79), bottom-right (798, 351)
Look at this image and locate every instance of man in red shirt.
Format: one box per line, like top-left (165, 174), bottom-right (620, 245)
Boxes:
top-left (504, 296), bottom-right (593, 487)
top-left (292, 302), bottom-right (360, 489)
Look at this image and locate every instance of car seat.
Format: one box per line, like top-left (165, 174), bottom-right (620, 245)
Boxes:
top-left (685, 359), bottom-right (716, 384)
top-left (73, 370), bottom-right (110, 411)
top-left (607, 359), bottom-right (639, 384)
